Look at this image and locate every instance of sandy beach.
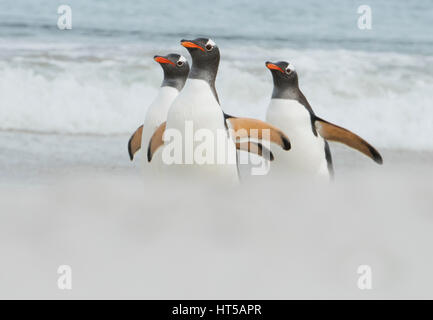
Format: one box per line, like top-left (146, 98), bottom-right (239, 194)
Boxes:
top-left (1, 131), bottom-right (432, 299)
top-left (1, 131), bottom-right (431, 185)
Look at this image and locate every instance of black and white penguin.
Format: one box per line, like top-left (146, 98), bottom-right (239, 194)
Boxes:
top-left (128, 53), bottom-right (189, 162)
top-left (147, 38), bottom-right (291, 183)
top-left (265, 60), bottom-right (382, 179)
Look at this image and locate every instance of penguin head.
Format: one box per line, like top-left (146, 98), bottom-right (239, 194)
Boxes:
top-left (181, 38), bottom-right (220, 79)
top-left (265, 61), bottom-right (298, 88)
top-left (154, 53), bottom-right (190, 91)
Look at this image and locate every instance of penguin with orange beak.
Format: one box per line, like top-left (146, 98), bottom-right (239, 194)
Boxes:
top-left (264, 60), bottom-right (382, 179)
top-left (147, 38), bottom-right (291, 183)
top-left (128, 53), bottom-right (189, 162)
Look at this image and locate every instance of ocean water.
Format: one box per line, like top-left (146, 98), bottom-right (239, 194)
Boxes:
top-left (0, 0), bottom-right (432, 150)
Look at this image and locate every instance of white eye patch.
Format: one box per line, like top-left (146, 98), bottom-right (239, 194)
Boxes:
top-left (286, 63), bottom-right (296, 72)
top-left (178, 56), bottom-right (187, 63)
top-left (206, 38), bottom-right (216, 47)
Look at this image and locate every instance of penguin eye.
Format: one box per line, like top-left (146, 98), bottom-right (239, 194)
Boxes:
top-left (177, 61), bottom-right (184, 67)
top-left (205, 44), bottom-right (213, 51)
top-left (286, 68), bottom-right (291, 74)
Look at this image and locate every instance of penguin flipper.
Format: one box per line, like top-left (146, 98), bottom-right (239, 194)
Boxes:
top-left (314, 118), bottom-right (383, 164)
top-left (226, 117), bottom-right (291, 151)
top-left (236, 141), bottom-right (274, 161)
top-left (128, 125), bottom-right (143, 161)
top-left (223, 112), bottom-right (234, 120)
top-left (147, 122), bottom-right (167, 162)
top-left (146, 121), bottom-right (276, 163)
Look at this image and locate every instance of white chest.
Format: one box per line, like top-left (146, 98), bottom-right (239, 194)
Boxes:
top-left (266, 98), bottom-right (329, 176)
top-left (163, 79), bottom-right (238, 182)
top-left (266, 99), bottom-right (312, 137)
top-left (143, 86), bottom-right (179, 143)
top-left (167, 79), bottom-right (226, 131)
top-left (139, 86), bottom-right (179, 168)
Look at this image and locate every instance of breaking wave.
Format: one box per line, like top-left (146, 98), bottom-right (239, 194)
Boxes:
top-left (0, 43), bottom-right (432, 150)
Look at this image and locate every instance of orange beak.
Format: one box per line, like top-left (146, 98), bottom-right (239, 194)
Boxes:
top-left (266, 63), bottom-right (284, 73)
top-left (154, 56), bottom-right (175, 66)
top-left (181, 41), bottom-right (205, 52)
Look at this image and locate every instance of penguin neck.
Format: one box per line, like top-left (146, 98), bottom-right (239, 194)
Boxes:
top-left (188, 63), bottom-right (220, 104)
top-left (272, 84), bottom-right (317, 130)
top-left (161, 76), bottom-right (185, 92)
top-left (271, 78), bottom-right (300, 101)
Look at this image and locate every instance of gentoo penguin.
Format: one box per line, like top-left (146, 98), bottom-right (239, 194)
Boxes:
top-left (128, 53), bottom-right (189, 162)
top-left (147, 38), bottom-right (291, 183)
top-left (264, 60), bottom-right (382, 179)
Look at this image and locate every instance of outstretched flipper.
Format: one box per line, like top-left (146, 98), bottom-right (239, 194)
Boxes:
top-left (128, 125), bottom-right (143, 161)
top-left (226, 117), bottom-right (291, 151)
top-left (146, 122), bottom-right (276, 163)
top-left (147, 122), bottom-right (167, 162)
top-left (237, 141), bottom-right (274, 161)
top-left (314, 117), bottom-right (383, 164)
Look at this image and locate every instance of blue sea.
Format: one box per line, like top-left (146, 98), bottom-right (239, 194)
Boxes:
top-left (0, 0), bottom-right (432, 149)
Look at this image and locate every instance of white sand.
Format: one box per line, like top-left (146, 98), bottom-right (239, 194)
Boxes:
top-left (0, 132), bottom-right (432, 299)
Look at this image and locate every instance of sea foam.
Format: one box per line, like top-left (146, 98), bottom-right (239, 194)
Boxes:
top-left (0, 44), bottom-right (432, 150)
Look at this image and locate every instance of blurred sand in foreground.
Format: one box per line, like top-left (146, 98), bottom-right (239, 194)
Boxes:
top-left (0, 132), bottom-right (432, 299)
